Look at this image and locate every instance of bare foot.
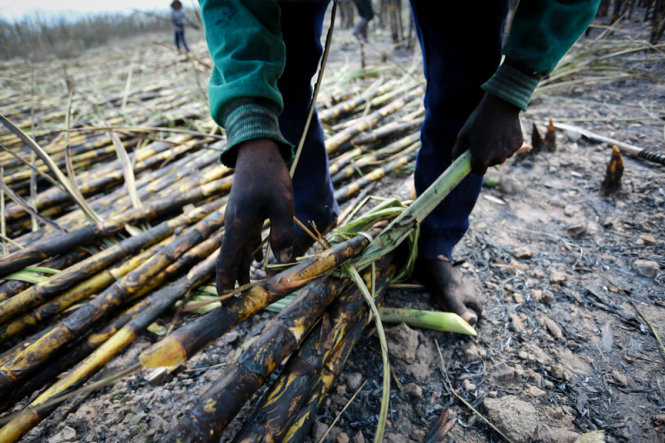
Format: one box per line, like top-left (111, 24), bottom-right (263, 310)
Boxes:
top-left (413, 257), bottom-right (483, 326)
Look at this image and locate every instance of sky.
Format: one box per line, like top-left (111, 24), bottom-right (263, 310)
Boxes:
top-left (0, 0), bottom-right (175, 22)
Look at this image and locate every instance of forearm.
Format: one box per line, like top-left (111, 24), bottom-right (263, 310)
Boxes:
top-left (482, 0), bottom-right (600, 110)
top-left (200, 0), bottom-right (292, 166)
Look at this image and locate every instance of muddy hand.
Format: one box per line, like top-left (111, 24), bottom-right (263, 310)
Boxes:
top-left (217, 138), bottom-right (295, 295)
top-left (451, 93), bottom-right (523, 175)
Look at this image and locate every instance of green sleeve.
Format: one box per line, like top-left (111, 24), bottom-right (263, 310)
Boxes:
top-left (200, 0), bottom-right (293, 167)
top-left (482, 0), bottom-right (600, 111)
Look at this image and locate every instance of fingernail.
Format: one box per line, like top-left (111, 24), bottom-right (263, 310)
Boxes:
top-left (463, 311), bottom-right (478, 326)
top-left (278, 247), bottom-right (293, 263)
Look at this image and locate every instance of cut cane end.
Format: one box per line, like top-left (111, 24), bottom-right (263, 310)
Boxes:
top-left (139, 336), bottom-right (187, 368)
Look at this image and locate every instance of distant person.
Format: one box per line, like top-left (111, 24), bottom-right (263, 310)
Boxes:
top-left (171, 0), bottom-right (197, 53)
top-left (352, 0), bottom-right (374, 42)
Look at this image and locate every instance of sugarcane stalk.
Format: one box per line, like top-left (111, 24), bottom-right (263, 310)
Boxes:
top-left (47, 155), bottom-right (227, 236)
top-left (57, 154), bottom-right (227, 232)
top-left (0, 248), bottom-right (219, 443)
top-left (334, 150), bottom-right (417, 203)
top-left (0, 250), bottom-right (89, 303)
top-left (0, 132), bottom-right (135, 183)
top-left (103, 172), bottom-right (232, 224)
top-left (0, 208), bottom-right (227, 397)
top-left (329, 130), bottom-right (419, 177)
top-left (2, 135), bottom-right (193, 214)
top-left (281, 262), bottom-right (396, 442)
top-left (0, 180), bottom-right (66, 234)
top-left (232, 258), bottom-right (394, 442)
top-left (0, 228), bottom-right (212, 411)
top-left (318, 79), bottom-right (399, 124)
top-left (349, 114), bottom-right (423, 147)
top-left (139, 234), bottom-right (370, 369)
top-left (0, 114), bottom-right (101, 225)
top-left (2, 136), bottom-right (205, 226)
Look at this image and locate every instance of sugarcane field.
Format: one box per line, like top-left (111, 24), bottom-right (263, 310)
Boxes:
top-left (1, 1), bottom-right (664, 442)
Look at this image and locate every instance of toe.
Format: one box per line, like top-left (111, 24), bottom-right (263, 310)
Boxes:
top-left (461, 310), bottom-right (478, 326)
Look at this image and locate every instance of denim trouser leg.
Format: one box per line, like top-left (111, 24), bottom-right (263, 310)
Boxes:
top-left (278, 1), bottom-right (339, 236)
top-left (175, 28), bottom-right (189, 52)
top-left (409, 1), bottom-right (508, 260)
top-left (174, 29), bottom-right (182, 50)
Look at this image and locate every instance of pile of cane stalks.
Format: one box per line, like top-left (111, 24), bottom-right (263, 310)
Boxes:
top-left (0, 51), bottom-right (479, 441)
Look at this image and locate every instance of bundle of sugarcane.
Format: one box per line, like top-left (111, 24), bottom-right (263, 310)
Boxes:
top-left (139, 149), bottom-right (475, 441)
top-left (170, 256), bottom-right (396, 442)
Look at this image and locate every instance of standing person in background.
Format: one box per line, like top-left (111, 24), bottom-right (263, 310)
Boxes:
top-left (352, 0), bottom-right (374, 42)
top-left (171, 0), bottom-right (197, 53)
top-left (198, 0), bottom-right (600, 326)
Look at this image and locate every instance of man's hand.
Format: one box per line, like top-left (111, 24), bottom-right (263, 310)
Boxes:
top-left (217, 138), bottom-right (295, 294)
top-left (452, 93), bottom-right (523, 175)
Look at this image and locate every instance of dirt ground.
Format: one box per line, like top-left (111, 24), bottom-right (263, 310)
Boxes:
top-left (4, 7), bottom-right (665, 443)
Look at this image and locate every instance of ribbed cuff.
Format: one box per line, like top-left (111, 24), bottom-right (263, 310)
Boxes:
top-left (481, 62), bottom-right (542, 111)
top-left (220, 99), bottom-right (294, 168)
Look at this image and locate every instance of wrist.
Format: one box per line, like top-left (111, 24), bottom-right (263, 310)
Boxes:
top-left (481, 61), bottom-right (543, 111)
top-left (236, 138), bottom-right (281, 159)
top-left (482, 92), bottom-right (521, 115)
top-left (219, 99), bottom-right (294, 168)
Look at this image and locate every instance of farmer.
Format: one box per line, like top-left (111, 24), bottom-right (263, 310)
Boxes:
top-left (351, 0), bottom-right (374, 42)
top-left (200, 1), bottom-right (600, 326)
top-left (170, 0), bottom-right (197, 52)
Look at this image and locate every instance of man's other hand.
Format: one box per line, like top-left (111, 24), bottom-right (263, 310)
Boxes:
top-left (452, 93), bottom-right (523, 175)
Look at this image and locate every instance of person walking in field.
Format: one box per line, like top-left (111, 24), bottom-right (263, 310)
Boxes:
top-left (198, 0), bottom-right (600, 326)
top-left (352, 0), bottom-right (374, 42)
top-left (171, 0), bottom-right (197, 53)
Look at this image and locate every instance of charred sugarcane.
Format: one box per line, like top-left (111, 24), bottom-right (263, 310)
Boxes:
top-left (0, 237), bottom-right (176, 343)
top-left (232, 258), bottom-right (395, 442)
top-left (0, 207), bottom-right (226, 397)
top-left (329, 131), bottom-right (419, 177)
top-left (0, 180), bottom-right (230, 275)
top-left (318, 79), bottom-right (399, 124)
top-left (0, 248), bottom-right (219, 443)
top-left (168, 271), bottom-right (353, 442)
top-left (0, 250), bottom-right (89, 302)
top-left (0, 198), bottom-right (225, 323)
top-left (349, 111), bottom-right (423, 147)
top-left (2, 136), bottom-right (210, 227)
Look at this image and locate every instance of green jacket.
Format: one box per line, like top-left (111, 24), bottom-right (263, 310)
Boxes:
top-left (200, 0), bottom-right (600, 167)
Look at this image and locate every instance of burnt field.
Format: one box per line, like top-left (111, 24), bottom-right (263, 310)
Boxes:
top-left (1, 6), bottom-right (664, 443)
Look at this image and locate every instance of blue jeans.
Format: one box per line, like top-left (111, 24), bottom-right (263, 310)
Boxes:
top-left (278, 2), bottom-right (339, 237)
top-left (279, 1), bottom-right (508, 259)
top-left (174, 28), bottom-right (190, 52)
